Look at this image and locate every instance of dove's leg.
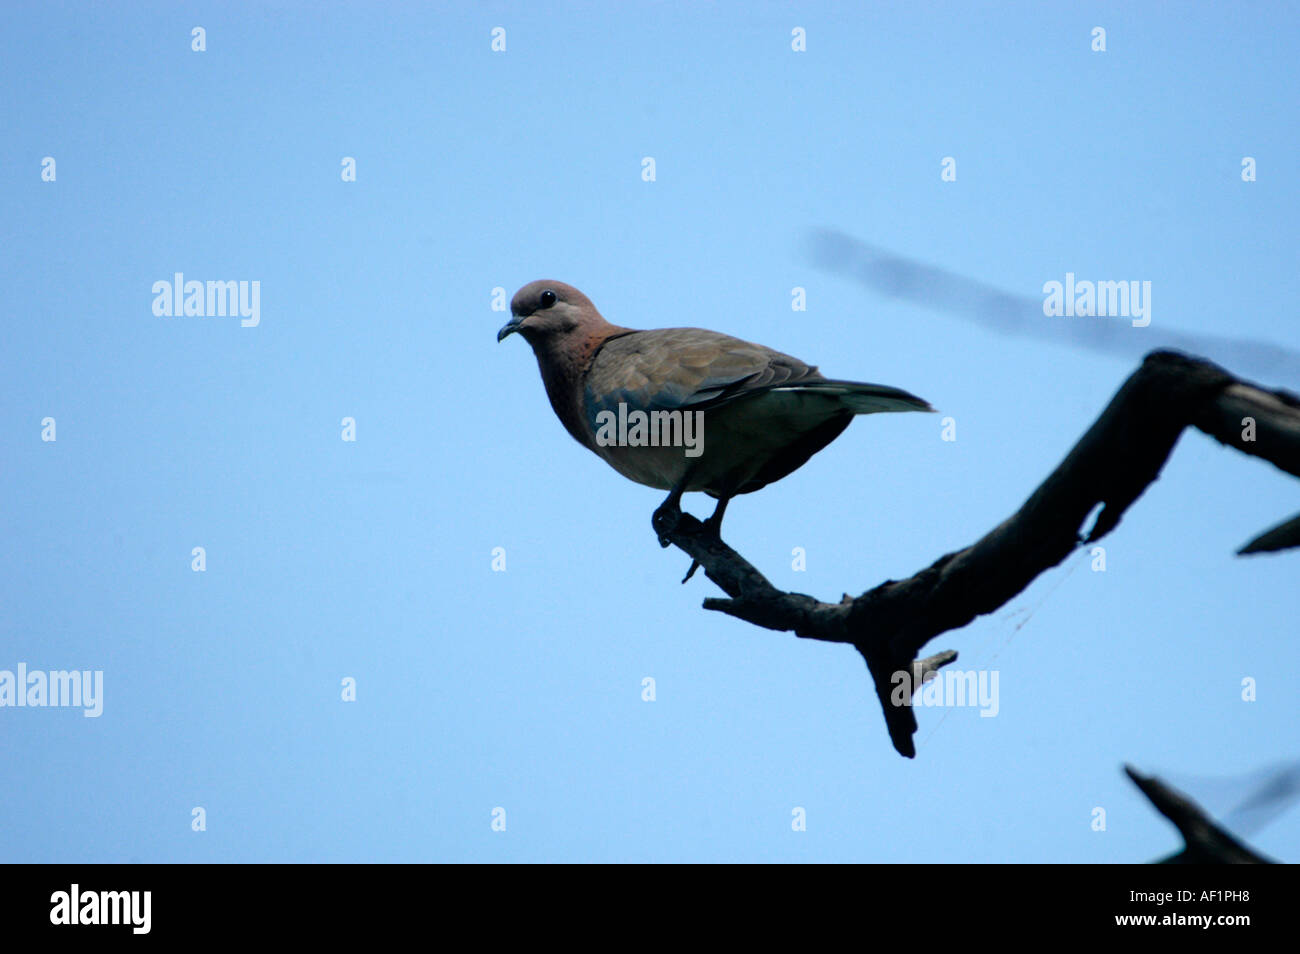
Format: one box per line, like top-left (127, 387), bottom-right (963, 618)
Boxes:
top-left (704, 496), bottom-right (729, 535)
top-left (681, 496), bottom-right (730, 584)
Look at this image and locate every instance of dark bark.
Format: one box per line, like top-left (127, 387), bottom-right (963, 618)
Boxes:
top-left (1125, 765), bottom-right (1274, 864)
top-left (658, 350), bottom-right (1300, 757)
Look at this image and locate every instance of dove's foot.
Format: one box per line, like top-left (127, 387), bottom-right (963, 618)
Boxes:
top-left (652, 486), bottom-right (686, 547)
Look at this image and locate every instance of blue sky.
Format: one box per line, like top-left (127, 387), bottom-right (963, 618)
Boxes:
top-left (2, 2), bottom-right (1298, 862)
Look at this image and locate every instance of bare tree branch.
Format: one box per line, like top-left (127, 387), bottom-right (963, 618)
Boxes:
top-left (658, 350), bottom-right (1300, 757)
top-left (1125, 765), bottom-right (1275, 864)
top-left (1239, 511), bottom-right (1300, 554)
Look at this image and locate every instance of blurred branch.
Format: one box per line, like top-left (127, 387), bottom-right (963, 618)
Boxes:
top-left (659, 350), bottom-right (1300, 758)
top-left (807, 229), bottom-right (1300, 382)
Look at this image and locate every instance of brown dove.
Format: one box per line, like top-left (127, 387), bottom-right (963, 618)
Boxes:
top-left (498, 280), bottom-right (933, 569)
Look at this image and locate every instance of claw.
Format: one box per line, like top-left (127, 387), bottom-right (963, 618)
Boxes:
top-left (652, 488), bottom-right (684, 548)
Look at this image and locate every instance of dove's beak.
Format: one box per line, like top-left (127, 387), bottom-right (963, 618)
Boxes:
top-left (496, 317), bottom-right (523, 342)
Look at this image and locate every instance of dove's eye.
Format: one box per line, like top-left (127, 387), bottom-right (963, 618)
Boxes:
top-left (539, 290), bottom-right (557, 309)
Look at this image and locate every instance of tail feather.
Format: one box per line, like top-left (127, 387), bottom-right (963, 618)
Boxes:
top-left (773, 379), bottom-right (935, 414)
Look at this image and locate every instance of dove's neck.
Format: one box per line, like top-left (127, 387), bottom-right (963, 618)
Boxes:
top-left (534, 324), bottom-right (634, 450)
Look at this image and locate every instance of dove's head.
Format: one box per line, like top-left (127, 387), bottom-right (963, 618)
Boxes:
top-left (497, 280), bottom-right (607, 348)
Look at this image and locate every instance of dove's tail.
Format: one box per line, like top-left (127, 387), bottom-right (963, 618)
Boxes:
top-left (774, 380), bottom-right (936, 415)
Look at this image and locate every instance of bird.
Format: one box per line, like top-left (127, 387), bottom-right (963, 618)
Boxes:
top-left (497, 280), bottom-right (933, 576)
